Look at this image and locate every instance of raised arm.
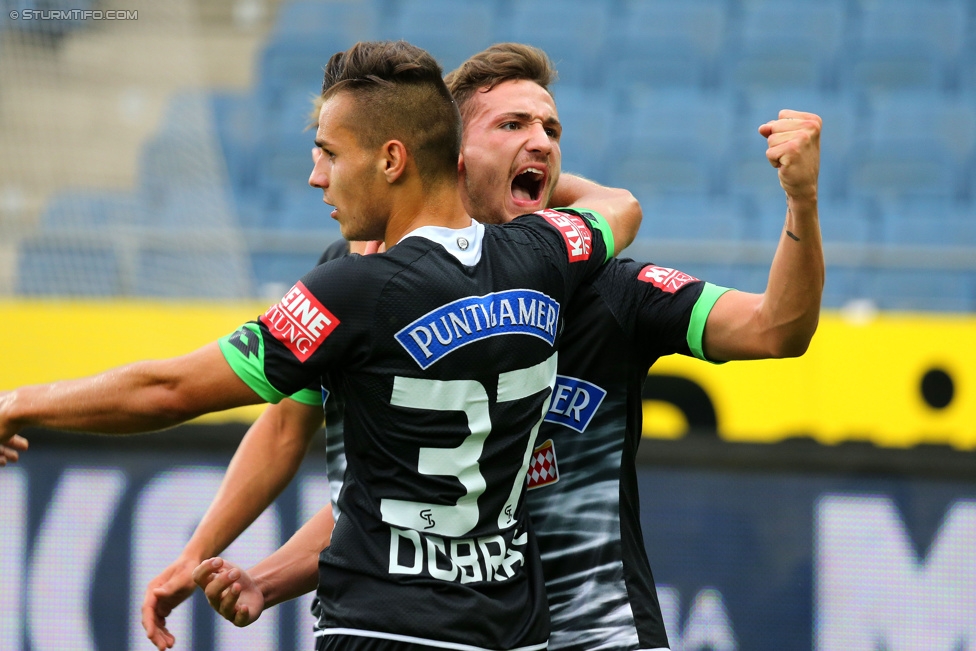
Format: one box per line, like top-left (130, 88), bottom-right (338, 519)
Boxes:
top-left (193, 502), bottom-right (335, 627)
top-left (549, 173), bottom-right (642, 254)
top-left (704, 110), bottom-right (824, 361)
top-left (0, 342), bottom-right (262, 444)
top-left (142, 398), bottom-right (323, 650)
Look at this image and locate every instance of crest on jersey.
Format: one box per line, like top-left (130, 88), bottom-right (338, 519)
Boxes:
top-left (638, 265), bottom-right (699, 293)
top-left (537, 209), bottom-right (592, 262)
top-left (544, 375), bottom-right (607, 433)
top-left (396, 289), bottom-right (560, 369)
top-left (261, 281), bottom-right (340, 362)
top-left (527, 439), bottom-right (559, 490)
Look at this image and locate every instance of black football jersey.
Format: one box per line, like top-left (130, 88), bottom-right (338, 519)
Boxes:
top-left (526, 259), bottom-right (729, 651)
top-left (220, 210), bottom-right (611, 650)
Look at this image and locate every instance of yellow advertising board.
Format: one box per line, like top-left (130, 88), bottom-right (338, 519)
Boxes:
top-left (3, 300), bottom-right (974, 448)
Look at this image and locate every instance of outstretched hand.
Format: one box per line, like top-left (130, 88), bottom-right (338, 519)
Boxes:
top-left (193, 557), bottom-right (266, 628)
top-left (0, 391), bottom-right (28, 464)
top-left (759, 109), bottom-right (822, 202)
top-left (142, 557), bottom-right (202, 650)
top-left (0, 434), bottom-right (28, 467)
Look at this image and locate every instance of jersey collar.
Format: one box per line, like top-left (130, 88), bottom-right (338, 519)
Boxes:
top-left (397, 220), bottom-right (485, 266)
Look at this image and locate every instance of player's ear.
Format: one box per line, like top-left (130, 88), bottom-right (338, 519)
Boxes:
top-left (380, 140), bottom-right (408, 184)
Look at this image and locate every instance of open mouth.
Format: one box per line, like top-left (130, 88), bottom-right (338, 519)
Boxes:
top-left (511, 167), bottom-right (546, 204)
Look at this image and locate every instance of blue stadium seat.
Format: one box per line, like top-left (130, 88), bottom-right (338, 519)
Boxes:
top-left (879, 198), bottom-right (976, 247)
top-left (385, 0), bottom-right (495, 73)
top-left (551, 85), bottom-right (615, 182)
top-left (264, 186), bottom-right (341, 233)
top-left (822, 267), bottom-right (864, 309)
top-left (143, 188), bottom-right (240, 231)
top-left (848, 141), bottom-right (956, 202)
top-left (495, 0), bottom-right (613, 86)
top-left (270, 0), bottom-right (380, 40)
top-left (866, 91), bottom-right (976, 198)
top-left (612, 89), bottom-right (734, 197)
top-left (256, 40), bottom-right (346, 113)
top-left (251, 251), bottom-right (329, 296)
top-left (211, 91), bottom-right (258, 197)
top-left (607, 0), bottom-right (728, 92)
top-left (862, 268), bottom-right (973, 312)
top-left (842, 1), bottom-right (967, 94)
top-left (16, 237), bottom-right (123, 296)
top-left (723, 0), bottom-right (847, 91)
top-left (256, 130), bottom-right (317, 193)
top-left (134, 249), bottom-right (253, 298)
top-left (634, 195), bottom-right (746, 242)
top-left (626, 88), bottom-right (735, 153)
top-left (39, 191), bottom-right (142, 231)
top-left (613, 142), bottom-right (715, 199)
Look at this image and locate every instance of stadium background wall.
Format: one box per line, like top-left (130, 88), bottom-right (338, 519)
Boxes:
top-left (3, 299), bottom-right (974, 449)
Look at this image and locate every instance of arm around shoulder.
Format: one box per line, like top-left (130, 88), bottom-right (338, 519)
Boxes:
top-left (0, 342), bottom-right (262, 441)
top-left (550, 173), bottom-right (642, 254)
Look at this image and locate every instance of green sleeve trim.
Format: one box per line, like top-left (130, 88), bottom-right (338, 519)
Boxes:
top-left (288, 387), bottom-right (322, 406)
top-left (556, 207), bottom-right (614, 261)
top-left (687, 283), bottom-right (733, 364)
top-left (218, 323), bottom-right (289, 404)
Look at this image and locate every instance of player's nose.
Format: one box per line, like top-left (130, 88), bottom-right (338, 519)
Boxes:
top-left (525, 122), bottom-right (553, 155)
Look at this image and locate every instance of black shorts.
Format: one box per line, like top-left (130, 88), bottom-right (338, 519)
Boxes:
top-left (315, 633), bottom-right (446, 651)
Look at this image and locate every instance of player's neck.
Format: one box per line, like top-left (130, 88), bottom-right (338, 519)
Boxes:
top-left (383, 181), bottom-right (472, 248)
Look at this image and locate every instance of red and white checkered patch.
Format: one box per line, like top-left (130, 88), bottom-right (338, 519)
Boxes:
top-left (260, 281), bottom-right (339, 362)
top-left (637, 265), bottom-right (698, 293)
top-left (526, 439), bottom-right (559, 490)
top-left (537, 209), bottom-right (592, 262)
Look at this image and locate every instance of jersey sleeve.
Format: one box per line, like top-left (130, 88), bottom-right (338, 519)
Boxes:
top-left (513, 208), bottom-right (612, 295)
top-left (283, 240), bottom-right (353, 406)
top-left (607, 259), bottom-right (732, 364)
top-left (218, 256), bottom-right (372, 402)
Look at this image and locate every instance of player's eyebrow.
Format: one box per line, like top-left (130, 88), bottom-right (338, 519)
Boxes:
top-left (497, 111), bottom-right (562, 130)
top-left (314, 139), bottom-right (329, 150)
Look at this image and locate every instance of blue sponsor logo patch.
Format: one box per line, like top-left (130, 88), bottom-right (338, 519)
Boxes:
top-left (395, 289), bottom-right (560, 369)
top-left (544, 375), bottom-right (607, 433)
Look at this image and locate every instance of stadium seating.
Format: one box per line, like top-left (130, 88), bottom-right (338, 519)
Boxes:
top-left (607, 0), bottom-right (728, 92)
top-left (848, 142), bottom-right (957, 202)
top-left (842, 1), bottom-right (968, 94)
top-left (134, 249), bottom-right (254, 298)
top-left (880, 198), bottom-right (976, 247)
top-left (16, 237), bottom-right (124, 296)
top-left (18, 0), bottom-right (976, 312)
top-left (384, 0), bottom-right (495, 73)
top-left (862, 268), bottom-right (973, 312)
top-left (551, 85), bottom-right (615, 183)
top-left (636, 195), bottom-right (747, 242)
top-left (39, 192), bottom-right (143, 231)
top-left (722, 0), bottom-right (847, 92)
top-left (495, 0), bottom-right (613, 86)
top-left (269, 0), bottom-right (381, 40)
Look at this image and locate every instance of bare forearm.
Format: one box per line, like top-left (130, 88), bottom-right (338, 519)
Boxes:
top-left (550, 173), bottom-right (642, 253)
top-left (0, 344), bottom-right (260, 435)
top-left (182, 402), bottom-right (322, 562)
top-left (761, 195), bottom-right (824, 354)
top-left (251, 505), bottom-right (334, 608)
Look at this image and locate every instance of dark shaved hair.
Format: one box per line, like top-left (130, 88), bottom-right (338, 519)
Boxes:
top-left (320, 40), bottom-right (462, 184)
top-left (444, 43), bottom-right (557, 123)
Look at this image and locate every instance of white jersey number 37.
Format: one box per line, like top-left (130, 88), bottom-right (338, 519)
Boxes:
top-left (381, 353), bottom-right (557, 537)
